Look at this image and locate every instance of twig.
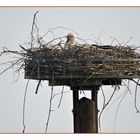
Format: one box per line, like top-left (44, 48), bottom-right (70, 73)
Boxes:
top-left (11, 69), bottom-right (21, 84)
top-left (124, 36), bottom-right (133, 47)
top-left (0, 49), bottom-right (24, 57)
top-left (0, 59), bottom-right (22, 75)
top-left (102, 87), bottom-right (128, 120)
top-left (45, 72), bottom-right (54, 133)
top-left (129, 78), bottom-right (140, 86)
top-left (98, 86), bottom-right (117, 132)
top-left (35, 80), bottom-right (41, 94)
top-left (81, 90), bottom-right (86, 97)
top-left (122, 80), bottom-right (132, 95)
top-left (22, 79), bottom-right (30, 133)
top-left (57, 86), bottom-right (64, 108)
top-left (113, 88), bottom-right (128, 132)
top-left (49, 27), bottom-right (56, 40)
top-left (0, 60), bottom-right (20, 66)
top-left (22, 62), bottom-right (38, 133)
top-left (42, 26), bottom-right (79, 39)
top-left (92, 33), bottom-right (103, 45)
top-left (76, 37), bottom-right (89, 44)
top-left (30, 11), bottom-right (39, 48)
top-left (45, 36), bottom-right (66, 46)
top-left (101, 86), bottom-right (106, 108)
top-left (52, 91), bottom-right (70, 99)
top-left (134, 78), bottom-right (140, 113)
top-left (110, 37), bottom-right (124, 46)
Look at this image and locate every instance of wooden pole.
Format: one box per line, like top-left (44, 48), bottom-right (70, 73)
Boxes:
top-left (91, 87), bottom-right (98, 133)
top-left (79, 97), bottom-right (97, 132)
top-left (72, 87), bottom-right (99, 133)
top-left (72, 89), bottom-right (80, 133)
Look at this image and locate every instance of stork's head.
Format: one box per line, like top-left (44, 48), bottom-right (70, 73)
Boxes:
top-left (66, 33), bottom-right (75, 43)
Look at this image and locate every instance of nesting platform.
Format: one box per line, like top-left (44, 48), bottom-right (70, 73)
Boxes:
top-left (24, 44), bottom-right (140, 88)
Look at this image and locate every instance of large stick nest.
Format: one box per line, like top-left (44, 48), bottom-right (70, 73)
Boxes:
top-left (26, 44), bottom-right (140, 60)
top-left (24, 43), bottom-right (140, 79)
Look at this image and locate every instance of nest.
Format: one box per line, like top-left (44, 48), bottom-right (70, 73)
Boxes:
top-left (24, 44), bottom-right (140, 79)
top-left (27, 44), bottom-right (139, 59)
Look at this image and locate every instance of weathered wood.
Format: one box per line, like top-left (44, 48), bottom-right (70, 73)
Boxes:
top-left (79, 97), bottom-right (97, 133)
top-left (24, 58), bottom-right (140, 81)
top-left (91, 88), bottom-right (98, 133)
top-left (72, 89), bottom-right (80, 133)
top-left (23, 46), bottom-right (140, 133)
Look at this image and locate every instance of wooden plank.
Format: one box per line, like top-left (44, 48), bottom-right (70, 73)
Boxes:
top-left (25, 58), bottom-right (140, 63)
top-left (25, 73), bottom-right (140, 80)
top-left (24, 58), bottom-right (140, 82)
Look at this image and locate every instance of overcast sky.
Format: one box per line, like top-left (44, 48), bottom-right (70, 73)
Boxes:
top-left (1, 7), bottom-right (140, 133)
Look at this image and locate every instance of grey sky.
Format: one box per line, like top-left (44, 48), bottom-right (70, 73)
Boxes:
top-left (0, 7), bottom-right (140, 133)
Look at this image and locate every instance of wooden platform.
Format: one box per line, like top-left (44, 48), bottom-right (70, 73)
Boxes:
top-left (24, 58), bottom-right (140, 87)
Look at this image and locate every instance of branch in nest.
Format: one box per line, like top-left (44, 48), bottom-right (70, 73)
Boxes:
top-left (57, 86), bottom-right (64, 108)
top-left (98, 86), bottom-right (117, 132)
top-left (134, 79), bottom-right (140, 113)
top-left (0, 58), bottom-right (23, 75)
top-left (45, 72), bottom-right (54, 133)
top-left (129, 78), bottom-right (140, 86)
top-left (19, 44), bottom-right (29, 52)
top-left (35, 80), bottom-right (41, 94)
top-left (122, 80), bottom-right (132, 95)
top-left (42, 26), bottom-right (78, 39)
top-left (30, 11), bottom-right (39, 48)
top-left (1, 46), bottom-right (24, 57)
top-left (45, 36), bottom-right (66, 46)
top-left (113, 88), bottom-right (128, 132)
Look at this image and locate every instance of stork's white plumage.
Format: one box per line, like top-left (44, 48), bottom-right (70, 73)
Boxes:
top-left (64, 33), bottom-right (75, 49)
